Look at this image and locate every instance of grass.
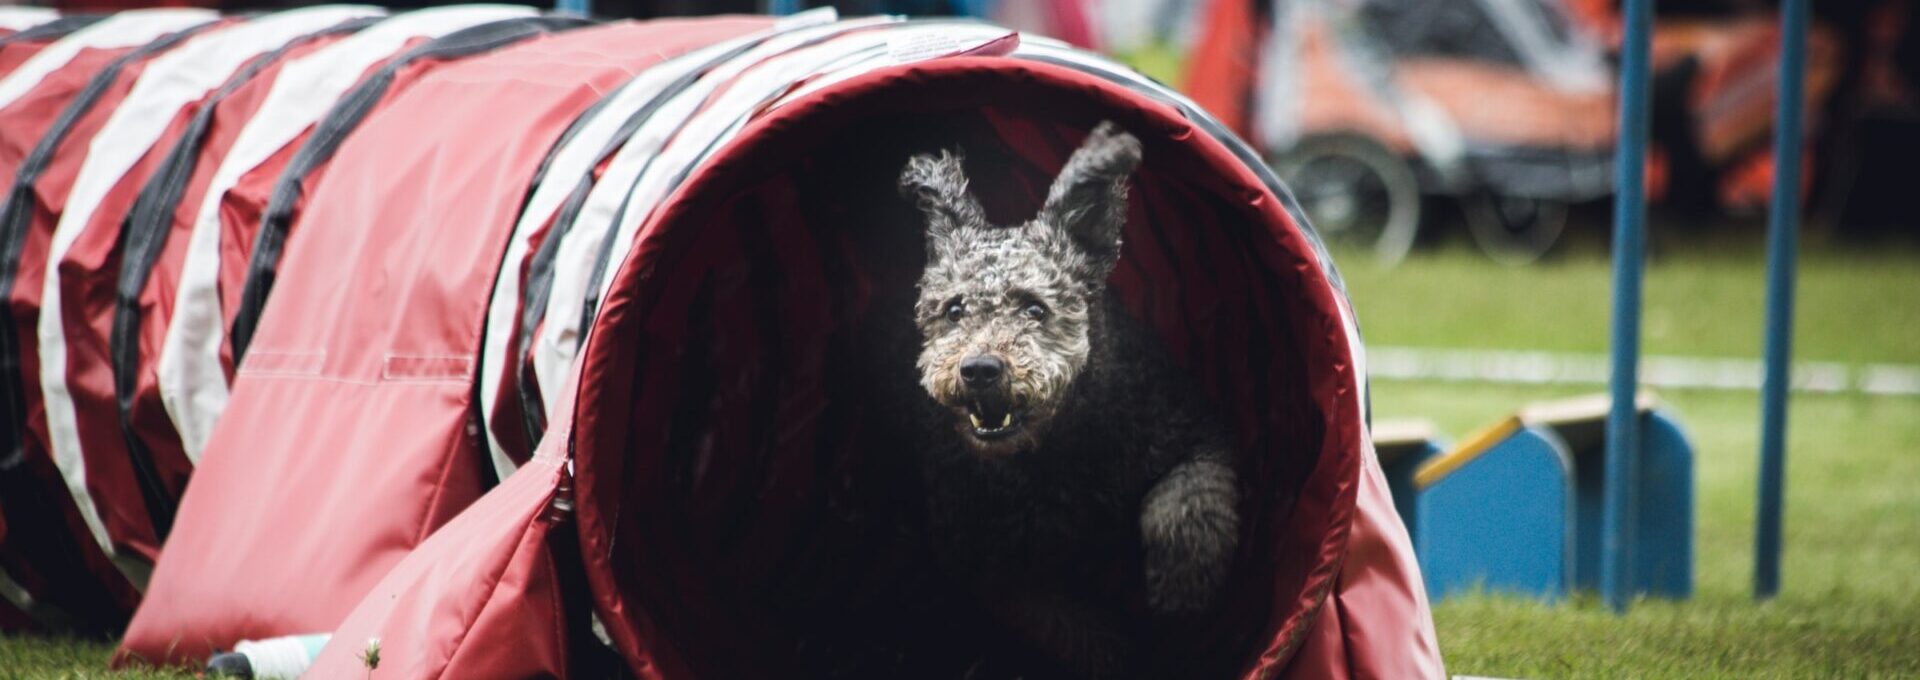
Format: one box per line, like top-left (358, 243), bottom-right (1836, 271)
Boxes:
top-left (0, 636), bottom-right (185, 679)
top-left (1343, 240), bottom-right (1920, 678)
top-left (1340, 234), bottom-right (1920, 365)
top-left (1381, 382), bottom-right (1920, 679)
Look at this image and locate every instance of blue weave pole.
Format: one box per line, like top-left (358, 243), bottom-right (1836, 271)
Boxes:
top-left (1603, 0), bottom-right (1655, 614)
top-left (952, 0), bottom-right (997, 18)
top-left (1756, 0), bottom-right (1809, 601)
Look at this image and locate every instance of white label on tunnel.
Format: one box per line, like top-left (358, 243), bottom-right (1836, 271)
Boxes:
top-left (888, 31), bottom-right (965, 63)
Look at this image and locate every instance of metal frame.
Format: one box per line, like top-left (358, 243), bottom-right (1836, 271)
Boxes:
top-left (1603, 0), bottom-right (1654, 614)
top-left (1607, 0), bottom-right (1808, 610)
top-left (1756, 0), bottom-right (1809, 601)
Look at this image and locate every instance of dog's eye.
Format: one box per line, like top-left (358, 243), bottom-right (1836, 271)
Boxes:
top-left (944, 299), bottom-right (966, 323)
top-left (1022, 302), bottom-right (1050, 321)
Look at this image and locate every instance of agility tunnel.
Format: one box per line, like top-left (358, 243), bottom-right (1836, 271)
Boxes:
top-left (0, 8), bottom-right (1441, 677)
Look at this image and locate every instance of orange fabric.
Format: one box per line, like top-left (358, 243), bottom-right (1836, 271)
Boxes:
top-left (1182, 0), bottom-right (1260, 140)
top-left (1395, 59), bottom-right (1616, 151)
top-left (1294, 21), bottom-right (1417, 154)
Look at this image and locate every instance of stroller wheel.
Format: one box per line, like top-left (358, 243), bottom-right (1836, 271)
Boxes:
top-left (1270, 134), bottom-right (1422, 268)
top-left (1464, 192), bottom-right (1568, 266)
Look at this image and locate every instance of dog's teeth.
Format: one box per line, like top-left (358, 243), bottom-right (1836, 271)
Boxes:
top-left (969, 413), bottom-right (983, 429)
top-left (1001, 413), bottom-right (1012, 428)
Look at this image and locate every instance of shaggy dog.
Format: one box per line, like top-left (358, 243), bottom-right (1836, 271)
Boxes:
top-left (898, 121), bottom-right (1241, 678)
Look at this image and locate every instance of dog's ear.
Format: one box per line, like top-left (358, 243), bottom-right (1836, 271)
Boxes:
top-left (899, 149), bottom-right (987, 246)
top-left (1039, 121), bottom-right (1141, 274)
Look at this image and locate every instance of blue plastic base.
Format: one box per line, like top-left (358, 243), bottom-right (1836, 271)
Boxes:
top-left (1414, 426), bottom-right (1571, 600)
top-left (1566, 410), bottom-right (1694, 599)
top-left (1379, 400), bottom-right (1696, 603)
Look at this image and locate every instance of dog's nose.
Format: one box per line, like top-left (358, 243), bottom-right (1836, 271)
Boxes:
top-left (959, 355), bottom-right (1006, 389)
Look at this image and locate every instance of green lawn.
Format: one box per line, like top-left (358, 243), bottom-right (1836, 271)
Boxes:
top-left (1342, 236), bottom-right (1920, 365)
top-left (0, 636), bottom-right (183, 679)
top-left (1345, 242), bottom-right (1920, 678)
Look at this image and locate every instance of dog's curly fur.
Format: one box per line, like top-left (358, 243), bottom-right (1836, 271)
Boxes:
top-left (898, 122), bottom-right (1242, 678)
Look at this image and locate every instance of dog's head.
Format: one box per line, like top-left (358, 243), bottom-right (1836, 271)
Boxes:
top-left (901, 121), bottom-right (1142, 456)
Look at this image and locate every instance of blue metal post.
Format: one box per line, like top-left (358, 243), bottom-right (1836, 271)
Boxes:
top-left (1756, 0), bottom-right (1808, 601)
top-left (1603, 0), bottom-right (1655, 613)
top-left (555, 0), bottom-right (591, 17)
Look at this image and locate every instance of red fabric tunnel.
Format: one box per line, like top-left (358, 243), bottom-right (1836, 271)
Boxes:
top-left (0, 11), bottom-right (1444, 677)
top-left (566, 51), bottom-right (1438, 680)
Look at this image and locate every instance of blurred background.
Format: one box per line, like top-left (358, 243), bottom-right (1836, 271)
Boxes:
top-left (8, 0), bottom-right (1915, 677)
top-left (36, 0), bottom-right (1919, 262)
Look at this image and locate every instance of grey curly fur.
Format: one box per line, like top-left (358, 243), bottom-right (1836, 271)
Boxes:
top-left (899, 122), bottom-right (1242, 679)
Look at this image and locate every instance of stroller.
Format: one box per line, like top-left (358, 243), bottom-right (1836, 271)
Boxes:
top-left (1190, 0), bottom-right (1617, 265)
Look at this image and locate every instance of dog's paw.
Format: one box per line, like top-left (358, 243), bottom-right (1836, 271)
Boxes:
top-left (1140, 456), bottom-right (1240, 614)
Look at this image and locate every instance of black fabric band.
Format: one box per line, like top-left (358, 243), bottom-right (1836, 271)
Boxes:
top-left (0, 18), bottom-right (215, 475)
top-left (512, 30), bottom-right (776, 447)
top-left (110, 15), bottom-right (379, 540)
top-left (0, 18), bottom-right (218, 629)
top-left (227, 14), bottom-right (596, 363)
top-left (0, 15), bottom-right (101, 48)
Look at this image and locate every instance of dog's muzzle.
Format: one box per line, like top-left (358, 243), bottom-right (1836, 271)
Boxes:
top-left (958, 354), bottom-right (1025, 441)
